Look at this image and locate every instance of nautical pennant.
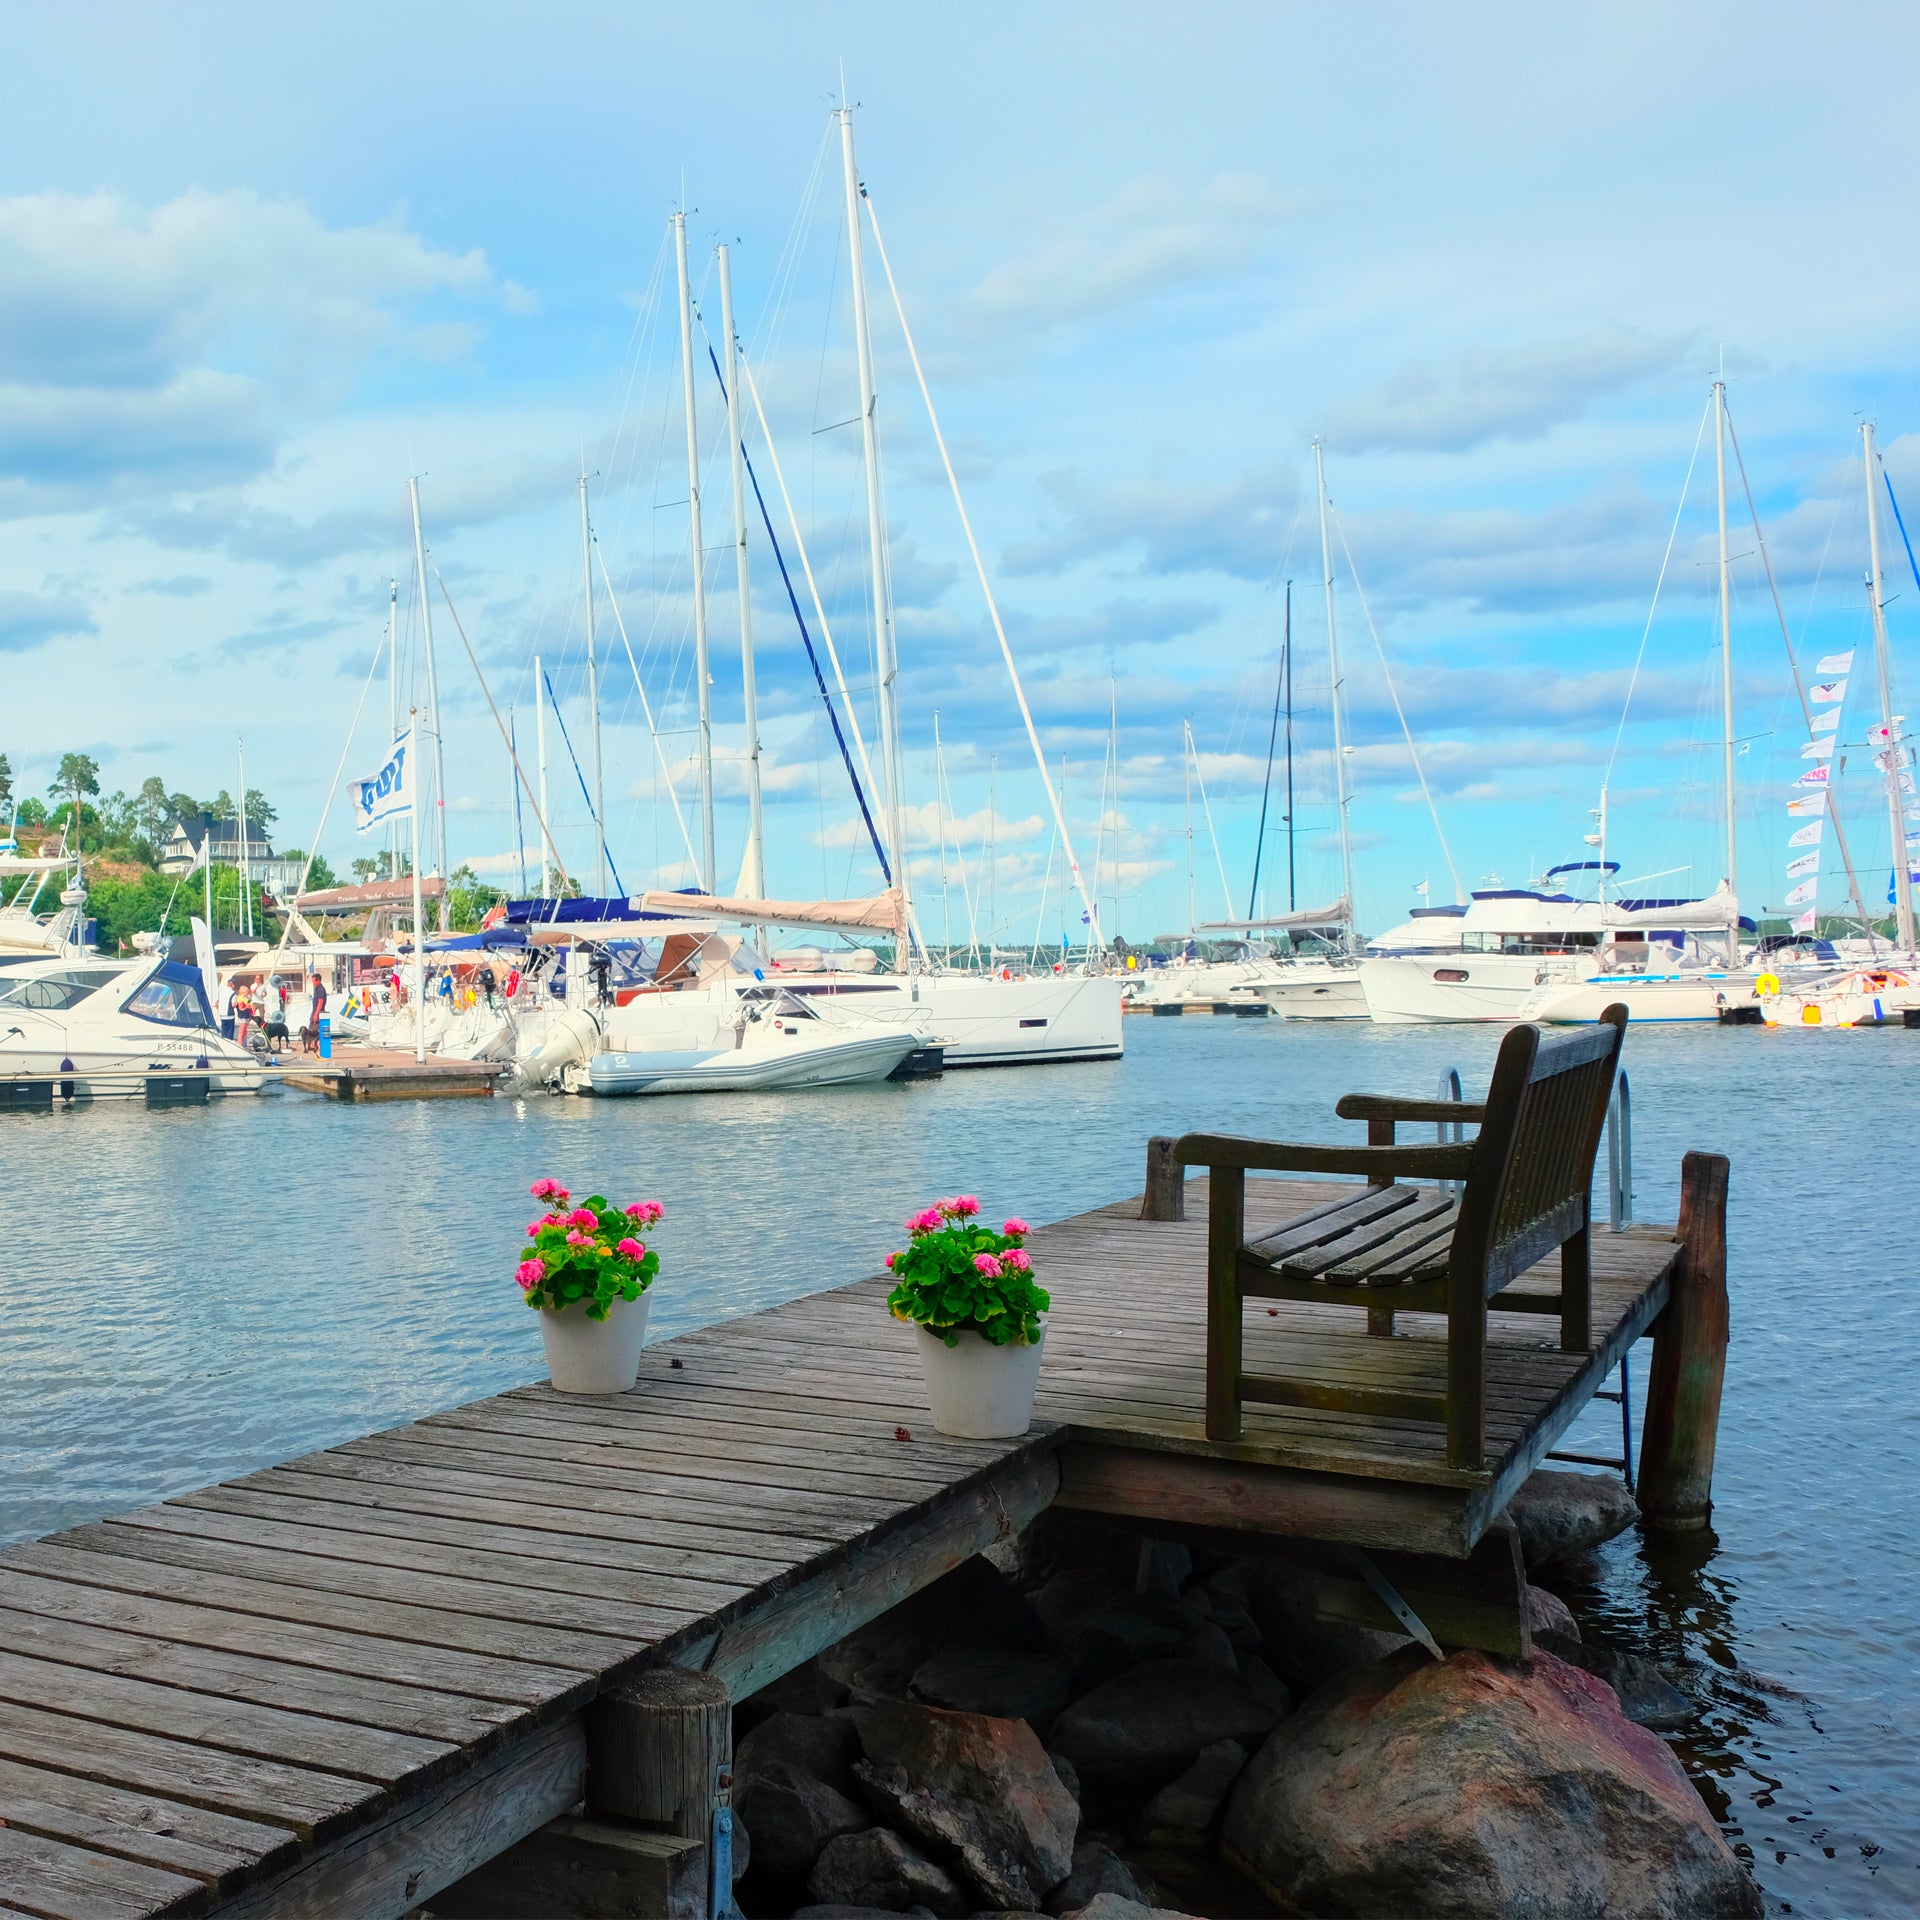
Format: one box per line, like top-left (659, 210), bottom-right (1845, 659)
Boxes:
top-left (1787, 792), bottom-right (1828, 815)
top-left (1801, 740), bottom-right (1835, 758)
top-left (1788, 820), bottom-right (1824, 847)
top-left (1786, 852), bottom-right (1820, 878)
top-left (352, 727), bottom-right (415, 835)
top-left (1815, 651), bottom-right (1855, 675)
top-left (1811, 709), bottom-right (1841, 733)
top-left (1793, 907), bottom-right (1818, 932)
top-left (1810, 680), bottom-right (1848, 703)
top-left (1785, 879), bottom-right (1818, 905)
top-left (1794, 764), bottom-right (1831, 787)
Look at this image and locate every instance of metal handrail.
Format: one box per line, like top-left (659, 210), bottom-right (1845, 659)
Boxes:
top-left (1606, 1070), bottom-right (1633, 1230)
top-left (1434, 1066), bottom-right (1466, 1195)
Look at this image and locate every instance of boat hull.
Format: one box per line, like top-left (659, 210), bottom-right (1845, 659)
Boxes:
top-left (770, 971), bottom-right (1122, 1066)
top-left (1516, 973), bottom-right (1738, 1025)
top-left (0, 1035), bottom-right (264, 1097)
top-left (1359, 954), bottom-right (1551, 1023)
top-left (1253, 966), bottom-right (1369, 1020)
top-left (579, 1029), bottom-right (916, 1095)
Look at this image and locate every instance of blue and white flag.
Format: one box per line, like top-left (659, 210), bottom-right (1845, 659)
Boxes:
top-left (353, 728), bottom-right (414, 835)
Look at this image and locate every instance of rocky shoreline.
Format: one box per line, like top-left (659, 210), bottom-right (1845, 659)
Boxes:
top-left (721, 1469), bottom-right (1760, 1920)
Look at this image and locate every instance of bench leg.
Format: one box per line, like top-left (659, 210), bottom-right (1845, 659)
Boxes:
top-left (1367, 1305), bottom-right (1396, 1337)
top-left (1445, 1273), bottom-right (1487, 1471)
top-left (1559, 1223), bottom-right (1592, 1353)
top-left (1206, 1166), bottom-right (1246, 1441)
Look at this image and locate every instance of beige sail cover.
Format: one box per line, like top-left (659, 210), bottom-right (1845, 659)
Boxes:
top-left (637, 889), bottom-right (905, 934)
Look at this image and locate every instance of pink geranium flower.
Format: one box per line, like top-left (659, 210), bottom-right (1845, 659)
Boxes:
top-left (526, 1221), bottom-right (542, 1238)
top-left (1003, 1248), bottom-right (1033, 1273)
top-left (907, 1207), bottom-right (944, 1234)
top-left (530, 1178), bottom-right (569, 1202)
top-left (973, 1252), bottom-right (1004, 1278)
top-left (568, 1208), bottom-right (599, 1228)
top-left (515, 1258), bottom-right (544, 1290)
top-left (952, 1195), bottom-right (981, 1217)
top-left (565, 1229), bottom-right (591, 1247)
top-left (885, 1251), bottom-right (897, 1268)
top-left (616, 1237), bottom-right (645, 1260)
top-left (624, 1200), bottom-right (664, 1224)
top-left (1003, 1217), bottom-right (1029, 1237)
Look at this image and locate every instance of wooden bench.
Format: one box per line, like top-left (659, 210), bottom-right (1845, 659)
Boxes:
top-left (1175, 1005), bottom-right (1627, 1470)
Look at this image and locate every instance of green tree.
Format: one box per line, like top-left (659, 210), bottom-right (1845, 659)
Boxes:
top-left (243, 788), bottom-right (276, 833)
top-left (351, 849), bottom-right (397, 883)
top-left (51, 753), bottom-right (100, 808)
top-left (448, 863), bottom-right (503, 932)
top-left (0, 753), bottom-right (12, 808)
top-left (165, 790), bottom-right (200, 826)
top-left (132, 777), bottom-right (171, 844)
top-left (281, 850), bottom-right (337, 890)
top-left (15, 796), bottom-right (46, 828)
top-left (97, 790), bottom-right (138, 846)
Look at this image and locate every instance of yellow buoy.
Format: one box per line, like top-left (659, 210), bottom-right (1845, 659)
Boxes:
top-left (1802, 1004), bottom-right (1821, 1024)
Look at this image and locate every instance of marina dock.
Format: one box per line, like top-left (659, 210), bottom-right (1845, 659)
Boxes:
top-left (0, 1148), bottom-right (1721, 1919)
top-left (280, 1047), bottom-right (504, 1102)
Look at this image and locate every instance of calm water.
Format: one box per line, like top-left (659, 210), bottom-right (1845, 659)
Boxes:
top-left (3, 1016), bottom-right (1914, 1916)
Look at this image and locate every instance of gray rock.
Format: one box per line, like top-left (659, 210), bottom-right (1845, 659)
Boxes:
top-left (852, 1699), bottom-right (1079, 1909)
top-left (793, 1906), bottom-right (938, 1919)
top-left (1236, 1654), bottom-right (1291, 1717)
top-left (1537, 1630), bottom-right (1694, 1731)
top-left (821, 1558), bottom-right (1044, 1700)
top-left (1506, 1468), bottom-right (1640, 1570)
top-left (1135, 1739), bottom-right (1248, 1850)
top-left (1222, 1646), bottom-right (1762, 1918)
top-left (1061, 1896), bottom-right (1202, 1920)
top-left (1524, 1583), bottom-right (1580, 1642)
top-left (1046, 1751), bottom-right (1081, 1805)
top-left (911, 1647), bottom-right (1074, 1733)
top-left (1031, 1571), bottom-right (1233, 1690)
top-left (1049, 1659), bottom-right (1283, 1789)
top-left (737, 1707), bottom-right (861, 1794)
top-left (808, 1828), bottom-right (968, 1917)
top-left (734, 1761), bottom-right (868, 1883)
top-left (1246, 1553), bottom-right (1407, 1693)
top-left (745, 1656), bottom-right (850, 1717)
top-left (1043, 1840), bottom-right (1148, 1915)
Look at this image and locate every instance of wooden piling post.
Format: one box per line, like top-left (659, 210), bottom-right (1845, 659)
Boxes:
top-left (1140, 1135), bottom-right (1186, 1221)
top-left (1637, 1150), bottom-right (1730, 1531)
top-left (587, 1668), bottom-right (735, 1917)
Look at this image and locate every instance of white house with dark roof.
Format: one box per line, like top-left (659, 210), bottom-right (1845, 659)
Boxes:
top-left (159, 812), bottom-right (305, 898)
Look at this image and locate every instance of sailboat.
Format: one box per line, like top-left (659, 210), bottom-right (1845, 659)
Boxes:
top-left (659, 105), bottom-right (1124, 1068)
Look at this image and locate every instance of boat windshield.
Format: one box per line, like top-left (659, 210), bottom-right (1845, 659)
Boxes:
top-left (123, 964), bottom-right (215, 1029)
top-left (0, 968), bottom-right (123, 1010)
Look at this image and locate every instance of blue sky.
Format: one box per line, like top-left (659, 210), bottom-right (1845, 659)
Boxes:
top-left (4, 3), bottom-right (1920, 942)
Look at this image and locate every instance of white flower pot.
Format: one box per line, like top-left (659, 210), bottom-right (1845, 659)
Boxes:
top-left (914, 1324), bottom-right (1046, 1438)
top-left (539, 1291), bottom-right (651, 1394)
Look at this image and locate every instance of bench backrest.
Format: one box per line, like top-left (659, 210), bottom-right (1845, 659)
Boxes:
top-left (1451, 1005), bottom-right (1626, 1294)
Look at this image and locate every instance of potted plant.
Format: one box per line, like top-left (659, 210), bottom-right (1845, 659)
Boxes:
top-left (885, 1196), bottom-right (1048, 1437)
top-left (516, 1178), bottom-right (664, 1394)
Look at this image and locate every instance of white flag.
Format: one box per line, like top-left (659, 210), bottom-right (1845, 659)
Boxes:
top-left (353, 727), bottom-right (414, 835)
top-left (1810, 680), bottom-right (1847, 703)
top-left (1794, 763), bottom-right (1830, 787)
top-left (1792, 907), bottom-right (1818, 932)
top-left (1785, 878), bottom-right (1817, 905)
top-left (1814, 651), bottom-right (1855, 675)
top-left (1801, 739), bottom-right (1834, 758)
top-left (1788, 820), bottom-right (1824, 847)
top-left (1906, 829), bottom-right (1920, 847)
top-left (1812, 708), bottom-right (1841, 733)
top-left (1786, 851), bottom-right (1819, 878)
top-left (1787, 791), bottom-right (1828, 816)
top-left (1868, 721), bottom-right (1895, 744)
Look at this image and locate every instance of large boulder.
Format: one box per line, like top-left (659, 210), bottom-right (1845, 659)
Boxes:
top-left (1032, 1570), bottom-right (1232, 1690)
top-left (1506, 1468), bottom-right (1640, 1571)
top-left (1222, 1646), bottom-right (1762, 1918)
top-left (737, 1708), bottom-right (861, 1793)
top-left (1536, 1630), bottom-right (1693, 1731)
top-left (1061, 1897), bottom-right (1202, 1920)
top-left (1043, 1840), bottom-right (1148, 1916)
top-left (1049, 1660), bottom-right (1283, 1790)
top-left (1525, 1584), bottom-right (1580, 1642)
top-left (807, 1827), bottom-right (967, 1917)
top-left (910, 1647), bottom-right (1074, 1733)
top-left (851, 1699), bottom-right (1078, 1909)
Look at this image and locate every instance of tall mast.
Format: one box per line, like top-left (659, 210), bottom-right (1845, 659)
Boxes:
top-left (718, 243), bottom-right (765, 897)
top-left (509, 707), bottom-right (527, 897)
top-left (673, 211), bottom-right (716, 892)
top-left (838, 105), bottom-right (910, 956)
top-left (387, 578), bottom-right (400, 882)
top-left (1864, 421), bottom-right (1915, 951)
top-left (237, 739), bottom-right (251, 940)
top-left (1285, 582), bottom-right (1296, 913)
top-left (579, 471), bottom-right (606, 895)
top-left (1714, 380), bottom-right (1739, 960)
top-left (408, 477), bottom-right (450, 929)
top-left (534, 656), bottom-right (552, 899)
top-left (1313, 441), bottom-right (1356, 941)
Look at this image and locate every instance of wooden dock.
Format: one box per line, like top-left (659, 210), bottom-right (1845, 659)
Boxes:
top-left (280, 1048), bottom-right (504, 1101)
top-left (0, 1161), bottom-right (1709, 1919)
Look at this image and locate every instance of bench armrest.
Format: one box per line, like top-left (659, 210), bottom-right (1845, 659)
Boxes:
top-left (1174, 1131), bottom-right (1475, 1179)
top-left (1334, 1093), bottom-right (1488, 1125)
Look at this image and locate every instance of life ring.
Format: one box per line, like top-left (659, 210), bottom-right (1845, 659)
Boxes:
top-left (1754, 971), bottom-right (1781, 997)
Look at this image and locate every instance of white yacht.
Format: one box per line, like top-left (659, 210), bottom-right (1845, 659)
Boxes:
top-left (0, 846), bottom-right (89, 958)
top-left (571, 979), bottom-right (929, 1095)
top-left (1360, 880), bottom-right (1746, 1024)
top-left (0, 953), bottom-right (264, 1097)
top-left (1253, 956), bottom-right (1370, 1020)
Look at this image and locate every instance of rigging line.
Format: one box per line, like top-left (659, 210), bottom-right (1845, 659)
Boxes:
top-left (430, 569), bottom-right (571, 894)
top-left (700, 326), bottom-right (892, 884)
top-left (541, 665), bottom-right (626, 896)
top-left (1249, 585), bottom-right (1289, 920)
top-left (1724, 403), bottom-right (1874, 939)
top-left (594, 543), bottom-right (701, 875)
top-left (1605, 389), bottom-right (1715, 786)
top-left (737, 342), bottom-right (886, 807)
top-left (861, 183), bottom-right (1105, 946)
top-left (1329, 507), bottom-right (1465, 904)
top-left (1188, 732), bottom-right (1237, 921)
top-left (273, 632), bottom-right (387, 953)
